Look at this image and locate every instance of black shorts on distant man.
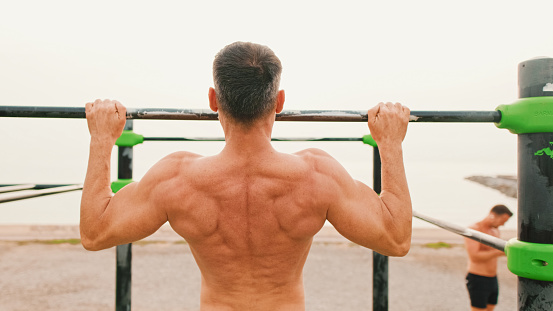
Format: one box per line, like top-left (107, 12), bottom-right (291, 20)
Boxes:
top-left (465, 273), bottom-right (499, 308)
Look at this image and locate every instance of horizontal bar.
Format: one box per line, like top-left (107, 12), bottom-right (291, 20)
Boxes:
top-left (0, 184), bottom-right (83, 204)
top-left (413, 210), bottom-right (507, 252)
top-left (143, 137), bottom-right (364, 142)
top-left (0, 106), bottom-right (502, 123)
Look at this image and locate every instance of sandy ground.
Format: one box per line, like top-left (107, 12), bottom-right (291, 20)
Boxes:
top-left (0, 225), bottom-right (518, 311)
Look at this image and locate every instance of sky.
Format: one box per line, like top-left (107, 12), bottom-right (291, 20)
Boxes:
top-left (0, 0), bottom-right (551, 227)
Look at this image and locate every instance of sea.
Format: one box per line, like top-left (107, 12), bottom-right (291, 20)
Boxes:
top-left (0, 118), bottom-right (519, 230)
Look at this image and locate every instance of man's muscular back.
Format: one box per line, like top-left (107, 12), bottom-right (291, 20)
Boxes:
top-left (156, 148), bottom-right (339, 309)
top-left (81, 98), bottom-right (411, 311)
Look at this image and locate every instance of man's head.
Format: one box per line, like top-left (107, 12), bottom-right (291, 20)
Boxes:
top-left (211, 42), bottom-right (283, 126)
top-left (488, 204), bottom-right (513, 228)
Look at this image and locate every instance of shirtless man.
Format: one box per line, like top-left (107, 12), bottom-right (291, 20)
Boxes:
top-left (80, 41), bottom-right (412, 310)
top-left (464, 204), bottom-right (512, 311)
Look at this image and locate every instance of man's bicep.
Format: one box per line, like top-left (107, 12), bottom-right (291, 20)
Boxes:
top-left (95, 175), bottom-right (168, 248)
top-left (326, 178), bottom-right (388, 248)
top-left (306, 149), bottom-right (401, 252)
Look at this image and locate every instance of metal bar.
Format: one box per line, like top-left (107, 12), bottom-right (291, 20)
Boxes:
top-left (32, 184), bottom-right (79, 189)
top-left (0, 106), bottom-right (502, 123)
top-left (143, 137), bottom-right (364, 142)
top-left (372, 146), bottom-right (388, 311)
top-left (0, 185), bottom-right (83, 204)
top-left (413, 211), bottom-right (507, 252)
top-left (516, 57), bottom-right (553, 311)
top-left (116, 120), bottom-right (133, 311)
top-left (0, 184), bottom-right (36, 193)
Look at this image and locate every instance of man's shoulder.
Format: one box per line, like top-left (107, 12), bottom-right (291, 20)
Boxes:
top-left (293, 148), bottom-right (335, 161)
top-left (144, 151), bottom-right (203, 180)
top-left (292, 148), bottom-right (349, 178)
top-left (156, 151), bottom-right (203, 166)
top-left (162, 151), bottom-right (203, 160)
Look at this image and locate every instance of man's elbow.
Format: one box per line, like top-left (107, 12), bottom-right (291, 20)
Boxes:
top-left (374, 237), bottom-right (411, 257)
top-left (80, 230), bottom-right (110, 251)
top-left (391, 240), bottom-right (411, 257)
top-left (80, 235), bottom-right (101, 251)
top-left (385, 232), bottom-right (411, 257)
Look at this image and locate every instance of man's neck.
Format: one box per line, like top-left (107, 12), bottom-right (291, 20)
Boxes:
top-left (220, 115), bottom-right (276, 156)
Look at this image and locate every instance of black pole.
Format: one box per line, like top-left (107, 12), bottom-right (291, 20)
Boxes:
top-left (116, 120), bottom-right (133, 311)
top-left (517, 57), bottom-right (553, 310)
top-left (0, 106), bottom-right (501, 123)
top-left (372, 147), bottom-right (388, 311)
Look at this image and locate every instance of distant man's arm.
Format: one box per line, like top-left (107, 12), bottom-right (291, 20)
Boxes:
top-left (80, 99), bottom-right (167, 251)
top-left (464, 237), bottom-right (505, 261)
top-left (326, 102), bottom-right (412, 256)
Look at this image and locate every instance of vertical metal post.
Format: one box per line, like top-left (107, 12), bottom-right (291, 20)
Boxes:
top-left (116, 120), bottom-right (133, 311)
top-left (372, 146), bottom-right (388, 311)
top-left (517, 57), bottom-right (553, 310)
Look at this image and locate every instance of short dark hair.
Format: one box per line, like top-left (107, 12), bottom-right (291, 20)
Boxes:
top-left (213, 42), bottom-right (282, 126)
top-left (490, 204), bottom-right (513, 217)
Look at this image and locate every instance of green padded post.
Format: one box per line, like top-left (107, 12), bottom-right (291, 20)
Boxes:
top-left (495, 97), bottom-right (553, 134)
top-left (111, 179), bottom-right (133, 193)
top-left (362, 134), bottom-right (377, 147)
top-left (115, 130), bottom-right (144, 147)
top-left (505, 238), bottom-right (553, 282)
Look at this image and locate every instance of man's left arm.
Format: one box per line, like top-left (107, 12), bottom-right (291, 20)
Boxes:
top-left (80, 99), bottom-right (167, 251)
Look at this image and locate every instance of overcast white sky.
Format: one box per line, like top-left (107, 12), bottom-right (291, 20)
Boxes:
top-left (0, 0), bottom-right (550, 225)
top-left (1, 0), bottom-right (551, 111)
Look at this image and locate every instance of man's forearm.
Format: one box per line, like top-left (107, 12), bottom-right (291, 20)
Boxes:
top-left (80, 138), bottom-right (115, 239)
top-left (378, 144), bottom-right (412, 241)
top-left (471, 249), bottom-right (504, 261)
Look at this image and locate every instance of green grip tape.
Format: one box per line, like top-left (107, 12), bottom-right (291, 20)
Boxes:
top-left (115, 130), bottom-right (144, 147)
top-left (496, 97), bottom-right (553, 134)
top-left (111, 179), bottom-right (133, 193)
top-left (505, 238), bottom-right (553, 281)
top-left (362, 135), bottom-right (377, 147)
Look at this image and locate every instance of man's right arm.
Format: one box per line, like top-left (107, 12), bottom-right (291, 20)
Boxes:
top-left (326, 102), bottom-right (412, 256)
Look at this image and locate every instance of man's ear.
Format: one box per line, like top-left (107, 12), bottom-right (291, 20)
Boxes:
top-left (275, 90), bottom-right (285, 113)
top-left (209, 87), bottom-right (218, 112)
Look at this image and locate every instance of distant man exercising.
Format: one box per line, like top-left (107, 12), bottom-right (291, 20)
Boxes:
top-left (81, 41), bottom-right (412, 310)
top-left (464, 204), bottom-right (513, 311)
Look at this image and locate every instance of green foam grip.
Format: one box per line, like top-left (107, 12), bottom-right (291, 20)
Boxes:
top-left (115, 130), bottom-right (144, 147)
top-left (362, 135), bottom-right (377, 147)
top-left (496, 97), bottom-right (553, 134)
top-left (111, 179), bottom-right (133, 193)
top-left (505, 238), bottom-right (553, 281)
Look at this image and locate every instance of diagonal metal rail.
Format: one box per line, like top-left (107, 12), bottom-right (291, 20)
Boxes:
top-left (0, 184), bottom-right (37, 193)
top-left (0, 106), bottom-right (501, 123)
top-left (413, 210), bottom-right (507, 252)
top-left (0, 184), bottom-right (83, 204)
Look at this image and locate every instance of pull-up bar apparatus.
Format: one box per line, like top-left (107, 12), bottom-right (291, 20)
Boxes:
top-left (1, 58), bottom-right (553, 311)
top-left (0, 106), bottom-right (501, 123)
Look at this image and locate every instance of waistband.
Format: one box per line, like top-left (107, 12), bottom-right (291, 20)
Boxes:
top-left (466, 273), bottom-right (497, 280)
